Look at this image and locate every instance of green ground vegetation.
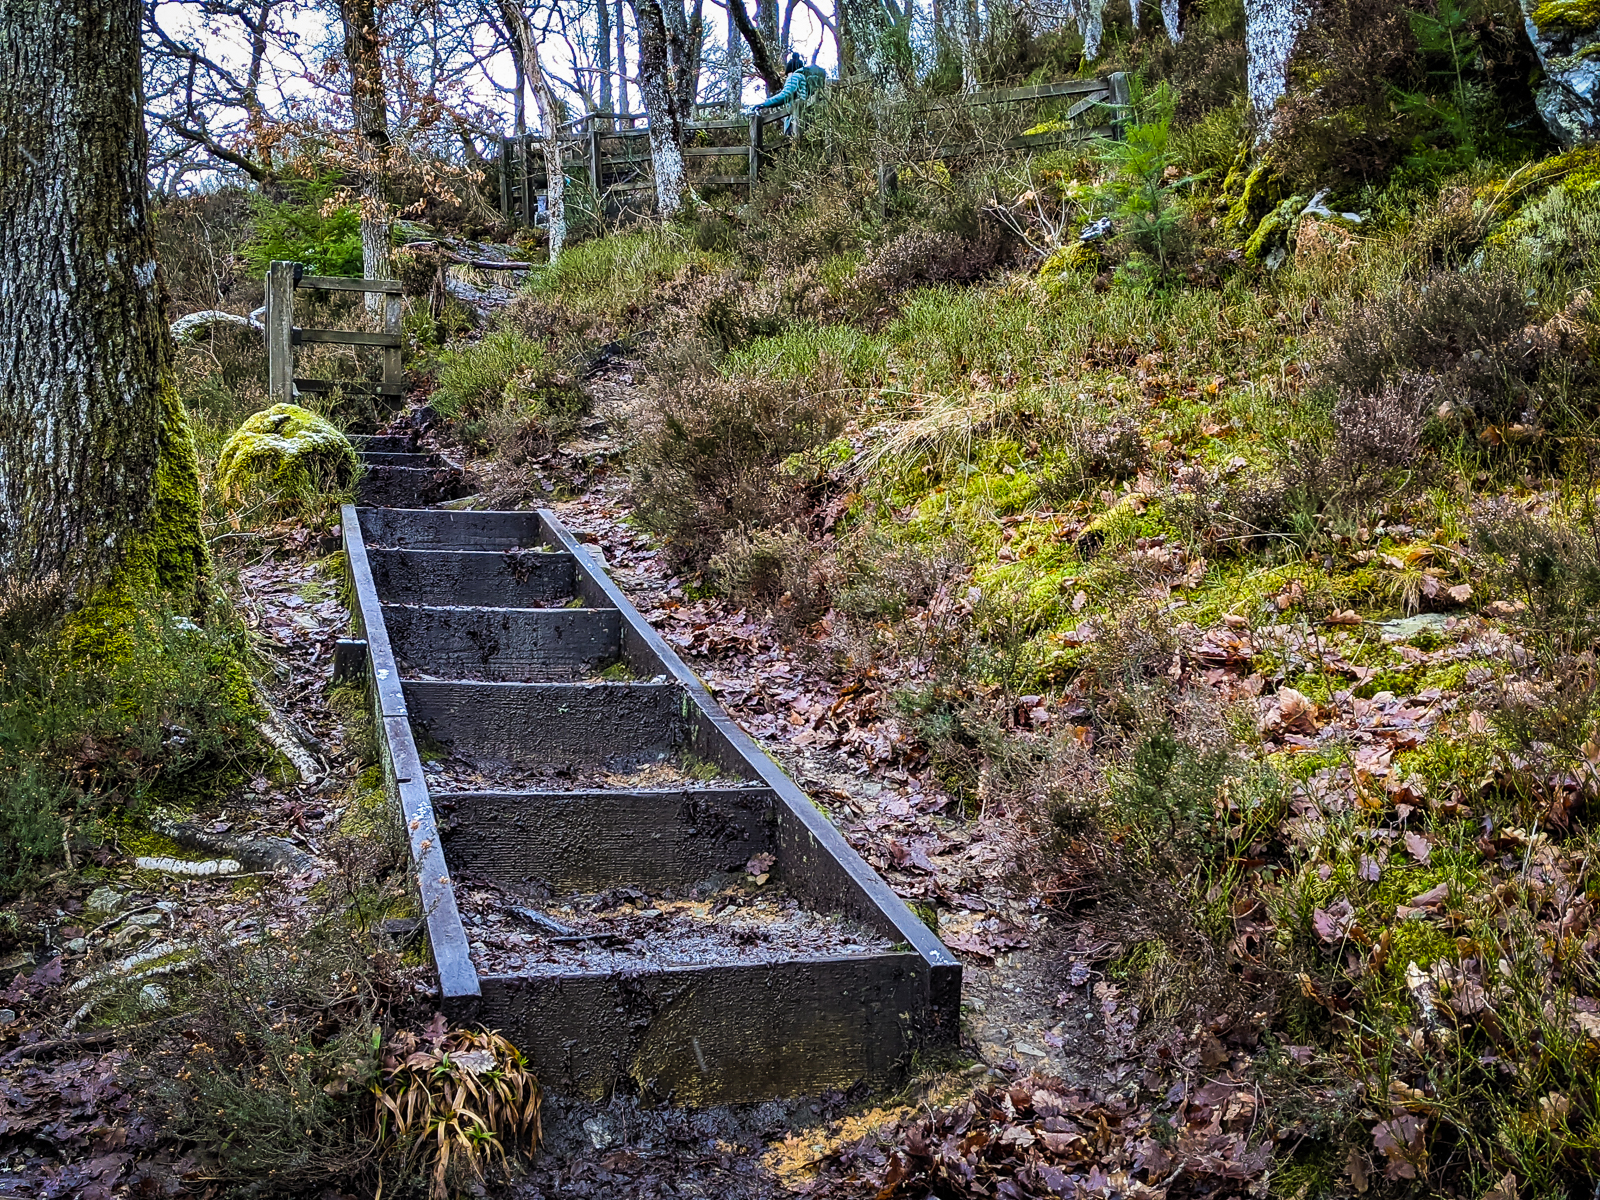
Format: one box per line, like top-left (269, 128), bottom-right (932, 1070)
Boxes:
top-left (405, 45), bottom-right (1600, 1192)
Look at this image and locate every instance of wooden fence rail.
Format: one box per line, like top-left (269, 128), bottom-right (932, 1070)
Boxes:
top-left (265, 261), bottom-right (404, 405)
top-left (495, 73), bottom-right (1128, 226)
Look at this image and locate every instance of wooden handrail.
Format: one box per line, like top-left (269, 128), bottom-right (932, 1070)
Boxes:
top-left (494, 74), bottom-right (1126, 223)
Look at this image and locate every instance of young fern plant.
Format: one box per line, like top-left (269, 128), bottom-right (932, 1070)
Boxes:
top-left (1093, 80), bottom-right (1191, 276)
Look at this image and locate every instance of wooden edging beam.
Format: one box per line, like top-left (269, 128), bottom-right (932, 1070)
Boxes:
top-left (293, 328), bottom-right (403, 348)
top-left (341, 503), bottom-right (482, 1013)
top-left (537, 509), bottom-right (962, 1038)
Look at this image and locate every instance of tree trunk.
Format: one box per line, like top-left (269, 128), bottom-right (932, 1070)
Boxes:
top-left (960, 0), bottom-right (980, 89)
top-left (340, 0), bottom-right (393, 314)
top-left (0, 0), bottom-right (206, 614)
top-left (726, 1), bottom-right (742, 105)
top-left (499, 0), bottom-right (567, 259)
top-left (729, 0), bottom-right (784, 92)
top-left (634, 0), bottom-right (689, 215)
top-left (1244, 0), bottom-right (1305, 116)
top-left (599, 0), bottom-right (614, 113)
top-left (1162, 0), bottom-right (1181, 40)
top-left (1076, 0), bottom-right (1107, 59)
top-left (617, 0), bottom-right (630, 119)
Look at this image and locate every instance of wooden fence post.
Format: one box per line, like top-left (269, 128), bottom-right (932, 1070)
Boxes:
top-left (588, 124), bottom-right (602, 192)
top-left (266, 260), bottom-right (296, 405)
top-left (1108, 72), bottom-right (1131, 139)
top-left (499, 135), bottom-right (512, 217)
top-left (382, 290), bottom-right (402, 393)
top-left (520, 136), bottom-right (534, 226)
top-left (747, 112), bottom-right (762, 196)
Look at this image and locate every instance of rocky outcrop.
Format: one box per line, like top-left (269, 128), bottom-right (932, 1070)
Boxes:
top-left (1521, 0), bottom-right (1600, 146)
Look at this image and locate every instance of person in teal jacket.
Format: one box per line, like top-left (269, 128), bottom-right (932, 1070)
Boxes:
top-left (754, 53), bottom-right (826, 110)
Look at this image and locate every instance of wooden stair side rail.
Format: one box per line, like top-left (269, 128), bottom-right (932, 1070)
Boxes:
top-left (265, 261), bottom-right (404, 406)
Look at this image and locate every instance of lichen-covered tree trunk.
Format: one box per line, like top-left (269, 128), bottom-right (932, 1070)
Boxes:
top-left (500, 0), bottom-right (567, 260)
top-left (1162, 0), bottom-right (1181, 41)
top-left (635, 0), bottom-right (689, 216)
top-left (1244, 0), bottom-right (1306, 118)
top-left (0, 0), bottom-right (206, 615)
top-left (341, 0), bottom-right (394, 314)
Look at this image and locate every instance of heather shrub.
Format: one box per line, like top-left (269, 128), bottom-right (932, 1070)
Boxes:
top-left (628, 371), bottom-right (845, 572)
top-left (855, 229), bottom-right (1012, 298)
top-left (1321, 268), bottom-right (1535, 423)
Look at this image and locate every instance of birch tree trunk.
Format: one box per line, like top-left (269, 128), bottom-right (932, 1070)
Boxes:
top-left (0, 0), bottom-right (206, 613)
top-left (960, 0), bottom-right (980, 90)
top-left (499, 0), bottom-right (567, 259)
top-left (1244, 0), bottom-right (1306, 117)
top-left (340, 0), bottom-right (393, 314)
top-left (1161, 0), bottom-right (1181, 40)
top-left (635, 0), bottom-right (689, 215)
top-left (617, 0), bottom-right (631, 118)
top-left (599, 0), bottom-right (614, 113)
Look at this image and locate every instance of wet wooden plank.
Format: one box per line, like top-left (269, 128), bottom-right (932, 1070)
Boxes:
top-left (367, 547), bottom-right (576, 607)
top-left (356, 507), bottom-right (547, 550)
top-left (437, 787), bottom-right (777, 890)
top-left (404, 680), bottom-right (703, 770)
top-left (294, 327), bottom-right (403, 348)
top-left (476, 954), bottom-right (926, 1106)
top-left (384, 605), bottom-right (622, 681)
top-left (298, 274), bottom-right (403, 293)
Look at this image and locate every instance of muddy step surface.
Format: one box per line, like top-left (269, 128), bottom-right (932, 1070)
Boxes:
top-left (343, 436), bottom-right (960, 1105)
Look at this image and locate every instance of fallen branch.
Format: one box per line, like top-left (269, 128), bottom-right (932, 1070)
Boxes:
top-left (171, 309), bottom-right (263, 343)
top-left (400, 241), bottom-right (533, 269)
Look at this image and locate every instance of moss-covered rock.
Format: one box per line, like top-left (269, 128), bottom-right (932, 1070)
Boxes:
top-left (1039, 241), bottom-right (1102, 282)
top-left (1521, 0), bottom-right (1600, 146)
top-left (216, 404), bottom-right (358, 504)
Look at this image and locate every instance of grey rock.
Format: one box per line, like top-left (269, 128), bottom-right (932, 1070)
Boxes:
top-left (1520, 0), bottom-right (1600, 146)
top-left (583, 1116), bottom-right (615, 1149)
top-left (65, 938), bottom-right (87, 954)
top-left (1376, 612), bottom-right (1458, 643)
top-left (0, 1009), bottom-right (15, 1024)
top-left (85, 886), bottom-right (125, 915)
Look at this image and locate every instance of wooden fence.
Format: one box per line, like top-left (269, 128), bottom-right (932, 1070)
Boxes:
top-left (495, 73), bottom-right (1129, 225)
top-left (265, 261), bottom-right (403, 405)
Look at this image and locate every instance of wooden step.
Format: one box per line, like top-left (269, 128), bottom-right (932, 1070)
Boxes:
top-left (368, 547), bottom-right (576, 607)
top-left (384, 604), bottom-right (622, 682)
top-left (437, 786), bottom-right (776, 890)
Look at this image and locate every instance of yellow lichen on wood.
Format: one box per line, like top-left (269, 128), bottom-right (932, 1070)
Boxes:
top-left (216, 403), bottom-right (359, 504)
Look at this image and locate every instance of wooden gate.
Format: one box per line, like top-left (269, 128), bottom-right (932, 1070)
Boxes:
top-left (264, 261), bottom-right (404, 406)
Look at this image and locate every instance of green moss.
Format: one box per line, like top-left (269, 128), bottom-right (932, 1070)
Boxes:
top-left (68, 376), bottom-right (209, 657)
top-left (1038, 241), bottom-right (1100, 282)
top-left (1243, 195), bottom-right (1308, 263)
top-left (1530, 0), bottom-right (1600, 33)
top-left (216, 403), bottom-right (358, 505)
top-left (1225, 160), bottom-right (1285, 233)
